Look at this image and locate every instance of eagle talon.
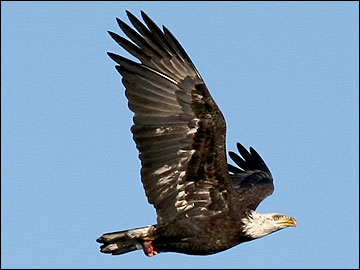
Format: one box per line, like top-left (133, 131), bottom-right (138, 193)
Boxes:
top-left (143, 241), bottom-right (159, 257)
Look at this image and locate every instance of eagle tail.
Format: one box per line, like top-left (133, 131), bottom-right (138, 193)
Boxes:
top-left (96, 225), bottom-right (155, 256)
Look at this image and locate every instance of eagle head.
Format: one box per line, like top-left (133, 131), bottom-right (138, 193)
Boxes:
top-left (241, 210), bottom-right (297, 239)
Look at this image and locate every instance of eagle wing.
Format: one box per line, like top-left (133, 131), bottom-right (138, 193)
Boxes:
top-left (108, 11), bottom-right (233, 224)
top-left (228, 142), bottom-right (274, 211)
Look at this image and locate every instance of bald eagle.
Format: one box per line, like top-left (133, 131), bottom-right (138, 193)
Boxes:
top-left (97, 10), bottom-right (296, 257)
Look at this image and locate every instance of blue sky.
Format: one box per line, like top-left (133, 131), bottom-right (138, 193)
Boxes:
top-left (2, 1), bottom-right (359, 269)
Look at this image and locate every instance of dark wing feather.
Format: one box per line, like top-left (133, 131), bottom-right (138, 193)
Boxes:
top-left (228, 142), bottom-right (274, 210)
top-left (108, 11), bottom-right (233, 224)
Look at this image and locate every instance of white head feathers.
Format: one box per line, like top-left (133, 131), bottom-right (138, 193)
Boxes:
top-left (241, 210), bottom-right (297, 239)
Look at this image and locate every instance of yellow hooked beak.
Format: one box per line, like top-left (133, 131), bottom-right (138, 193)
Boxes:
top-left (279, 216), bottom-right (297, 227)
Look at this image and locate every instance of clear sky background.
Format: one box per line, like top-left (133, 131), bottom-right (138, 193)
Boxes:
top-left (2, 1), bottom-right (359, 269)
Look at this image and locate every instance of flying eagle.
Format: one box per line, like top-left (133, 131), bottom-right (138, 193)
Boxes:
top-left (97, 10), bottom-right (296, 257)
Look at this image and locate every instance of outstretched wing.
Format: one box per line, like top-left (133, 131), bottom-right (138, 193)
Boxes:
top-left (228, 143), bottom-right (274, 211)
top-left (108, 11), bottom-right (233, 224)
